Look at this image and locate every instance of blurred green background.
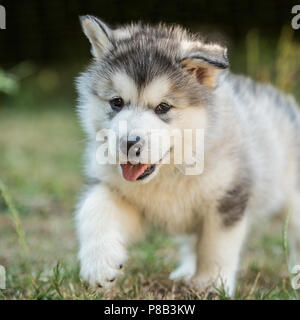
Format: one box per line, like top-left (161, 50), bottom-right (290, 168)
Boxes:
top-left (0, 0), bottom-right (300, 299)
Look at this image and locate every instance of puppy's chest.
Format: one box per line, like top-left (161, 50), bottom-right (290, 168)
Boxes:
top-left (120, 176), bottom-right (214, 232)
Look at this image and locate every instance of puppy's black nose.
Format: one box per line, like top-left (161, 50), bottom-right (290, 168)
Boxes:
top-left (120, 136), bottom-right (142, 156)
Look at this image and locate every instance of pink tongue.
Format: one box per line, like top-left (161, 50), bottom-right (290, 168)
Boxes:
top-left (121, 163), bottom-right (150, 181)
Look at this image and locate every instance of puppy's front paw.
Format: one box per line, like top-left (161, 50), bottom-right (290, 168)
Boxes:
top-left (79, 237), bottom-right (127, 288)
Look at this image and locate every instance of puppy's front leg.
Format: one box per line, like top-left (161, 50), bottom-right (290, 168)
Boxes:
top-left (194, 213), bottom-right (247, 296)
top-left (76, 183), bottom-right (142, 288)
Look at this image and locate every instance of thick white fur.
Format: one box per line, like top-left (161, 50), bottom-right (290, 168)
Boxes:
top-left (76, 184), bottom-right (143, 287)
top-left (76, 74), bottom-right (300, 295)
top-left (76, 19), bottom-right (300, 296)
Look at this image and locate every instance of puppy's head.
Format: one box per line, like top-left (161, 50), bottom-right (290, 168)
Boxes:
top-left (77, 16), bottom-right (229, 182)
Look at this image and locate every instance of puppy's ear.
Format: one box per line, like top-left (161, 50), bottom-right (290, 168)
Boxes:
top-left (180, 44), bottom-right (229, 89)
top-left (80, 15), bottom-right (113, 60)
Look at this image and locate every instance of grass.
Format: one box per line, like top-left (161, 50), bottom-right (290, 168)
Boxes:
top-left (0, 27), bottom-right (300, 300)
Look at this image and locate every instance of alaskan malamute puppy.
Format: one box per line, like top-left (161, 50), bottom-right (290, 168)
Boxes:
top-left (76, 15), bottom-right (300, 296)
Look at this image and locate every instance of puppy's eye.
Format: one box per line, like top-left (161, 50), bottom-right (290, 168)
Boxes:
top-left (155, 102), bottom-right (172, 114)
top-left (109, 97), bottom-right (124, 111)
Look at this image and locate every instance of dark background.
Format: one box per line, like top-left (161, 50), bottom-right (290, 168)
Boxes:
top-left (0, 0), bottom-right (298, 66)
top-left (0, 1), bottom-right (299, 110)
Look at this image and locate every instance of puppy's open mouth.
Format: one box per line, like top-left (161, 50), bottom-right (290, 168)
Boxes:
top-left (120, 148), bottom-right (171, 181)
top-left (120, 163), bottom-right (156, 181)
